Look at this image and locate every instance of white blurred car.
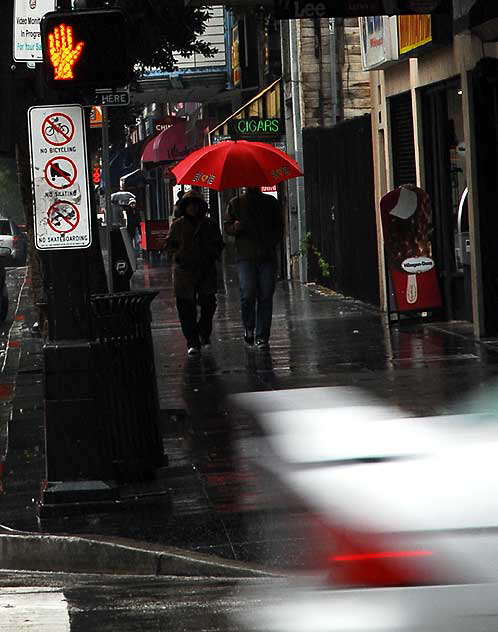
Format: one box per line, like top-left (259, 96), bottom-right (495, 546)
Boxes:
top-left (232, 387), bottom-right (498, 632)
top-left (0, 218), bottom-right (27, 266)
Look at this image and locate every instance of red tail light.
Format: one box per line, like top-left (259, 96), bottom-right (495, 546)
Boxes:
top-left (307, 517), bottom-right (448, 589)
top-left (12, 236), bottom-right (18, 245)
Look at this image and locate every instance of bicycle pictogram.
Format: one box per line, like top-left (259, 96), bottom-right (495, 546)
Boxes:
top-left (42, 113), bottom-right (75, 146)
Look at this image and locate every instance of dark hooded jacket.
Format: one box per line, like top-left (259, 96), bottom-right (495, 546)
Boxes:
top-left (166, 194), bottom-right (224, 299)
top-left (224, 190), bottom-right (283, 261)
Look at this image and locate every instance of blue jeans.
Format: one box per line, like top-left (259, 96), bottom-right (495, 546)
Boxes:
top-left (237, 259), bottom-right (277, 341)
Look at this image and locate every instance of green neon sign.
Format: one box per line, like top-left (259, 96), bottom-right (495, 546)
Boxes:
top-left (229, 117), bottom-right (282, 137)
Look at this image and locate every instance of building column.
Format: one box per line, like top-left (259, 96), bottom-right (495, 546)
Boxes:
top-left (282, 19), bottom-right (307, 282)
top-left (370, 70), bottom-right (389, 312)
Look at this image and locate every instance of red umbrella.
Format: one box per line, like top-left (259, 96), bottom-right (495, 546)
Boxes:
top-left (170, 140), bottom-right (303, 191)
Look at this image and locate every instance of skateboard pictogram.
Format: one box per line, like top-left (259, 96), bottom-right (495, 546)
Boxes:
top-left (47, 200), bottom-right (80, 234)
top-left (44, 156), bottom-right (77, 189)
top-left (42, 112), bottom-right (75, 146)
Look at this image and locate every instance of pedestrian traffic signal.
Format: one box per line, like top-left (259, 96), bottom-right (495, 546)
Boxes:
top-left (41, 9), bottom-right (129, 90)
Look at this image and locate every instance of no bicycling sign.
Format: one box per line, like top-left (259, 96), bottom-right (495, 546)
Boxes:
top-left (28, 104), bottom-right (91, 250)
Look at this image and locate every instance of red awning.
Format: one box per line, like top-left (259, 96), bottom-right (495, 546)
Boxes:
top-left (141, 135), bottom-right (156, 163)
top-left (141, 120), bottom-right (188, 165)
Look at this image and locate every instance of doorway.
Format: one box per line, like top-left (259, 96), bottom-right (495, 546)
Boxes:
top-left (422, 79), bottom-right (472, 322)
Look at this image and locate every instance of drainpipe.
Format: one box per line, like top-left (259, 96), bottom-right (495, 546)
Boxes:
top-left (289, 19), bottom-right (307, 282)
top-left (329, 18), bottom-right (338, 125)
top-left (314, 18), bottom-right (325, 128)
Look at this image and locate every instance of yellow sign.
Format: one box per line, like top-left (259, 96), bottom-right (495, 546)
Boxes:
top-left (398, 15), bottom-right (432, 55)
top-left (231, 24), bottom-right (241, 87)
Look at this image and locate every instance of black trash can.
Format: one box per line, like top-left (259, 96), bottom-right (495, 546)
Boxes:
top-left (90, 290), bottom-right (164, 482)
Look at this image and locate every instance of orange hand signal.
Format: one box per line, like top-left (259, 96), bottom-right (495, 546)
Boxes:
top-left (48, 24), bottom-right (84, 80)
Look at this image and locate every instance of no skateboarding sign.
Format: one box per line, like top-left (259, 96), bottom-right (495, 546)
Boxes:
top-left (47, 200), bottom-right (80, 233)
top-left (28, 104), bottom-right (91, 250)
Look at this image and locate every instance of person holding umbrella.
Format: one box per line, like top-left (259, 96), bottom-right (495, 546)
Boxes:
top-left (171, 139), bottom-right (302, 348)
top-left (224, 187), bottom-right (283, 348)
top-left (167, 191), bottom-right (224, 356)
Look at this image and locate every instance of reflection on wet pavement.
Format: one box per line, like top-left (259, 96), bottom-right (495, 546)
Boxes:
top-left (4, 257), bottom-right (498, 568)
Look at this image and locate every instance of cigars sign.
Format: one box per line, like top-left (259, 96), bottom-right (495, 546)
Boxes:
top-left (381, 185), bottom-right (442, 313)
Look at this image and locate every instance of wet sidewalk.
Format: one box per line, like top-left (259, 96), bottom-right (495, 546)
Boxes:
top-left (2, 256), bottom-right (498, 567)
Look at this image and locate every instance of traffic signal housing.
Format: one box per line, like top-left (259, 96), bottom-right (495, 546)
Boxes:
top-left (41, 9), bottom-right (130, 90)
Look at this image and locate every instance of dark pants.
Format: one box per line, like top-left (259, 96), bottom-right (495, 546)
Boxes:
top-left (176, 292), bottom-right (217, 348)
top-left (237, 258), bottom-right (277, 341)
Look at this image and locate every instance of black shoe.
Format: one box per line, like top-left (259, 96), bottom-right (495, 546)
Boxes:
top-left (187, 346), bottom-right (201, 356)
top-left (255, 338), bottom-right (269, 349)
top-left (244, 329), bottom-right (254, 346)
top-left (200, 336), bottom-right (211, 349)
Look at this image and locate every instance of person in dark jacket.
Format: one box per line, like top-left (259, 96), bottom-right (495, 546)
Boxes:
top-left (125, 198), bottom-right (140, 250)
top-left (224, 187), bottom-right (283, 348)
top-left (167, 192), bottom-right (224, 355)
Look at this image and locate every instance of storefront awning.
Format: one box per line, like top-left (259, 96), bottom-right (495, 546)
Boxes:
top-left (141, 120), bottom-right (189, 165)
top-left (109, 141), bottom-right (145, 189)
top-left (120, 169), bottom-right (146, 190)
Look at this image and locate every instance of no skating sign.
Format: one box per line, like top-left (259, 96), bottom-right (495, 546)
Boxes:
top-left (28, 104), bottom-right (92, 250)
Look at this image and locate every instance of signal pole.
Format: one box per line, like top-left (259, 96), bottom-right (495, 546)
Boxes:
top-left (101, 104), bottom-right (113, 291)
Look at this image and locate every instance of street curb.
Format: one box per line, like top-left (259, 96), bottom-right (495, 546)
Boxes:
top-left (0, 531), bottom-right (283, 577)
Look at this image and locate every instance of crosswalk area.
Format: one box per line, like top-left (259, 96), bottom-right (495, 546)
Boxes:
top-left (0, 572), bottom-right (271, 631)
top-left (0, 587), bottom-right (70, 631)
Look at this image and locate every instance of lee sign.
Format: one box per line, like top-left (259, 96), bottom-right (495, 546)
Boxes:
top-left (28, 104), bottom-right (92, 250)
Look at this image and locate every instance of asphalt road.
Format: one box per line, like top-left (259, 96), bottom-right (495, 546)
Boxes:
top-left (0, 571), bottom-right (280, 631)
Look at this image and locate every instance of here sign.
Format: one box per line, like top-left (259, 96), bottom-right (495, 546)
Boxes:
top-left (95, 88), bottom-right (130, 107)
top-left (28, 104), bottom-right (92, 251)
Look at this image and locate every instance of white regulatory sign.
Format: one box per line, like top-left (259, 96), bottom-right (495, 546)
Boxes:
top-left (13, 0), bottom-right (55, 63)
top-left (28, 104), bottom-right (92, 251)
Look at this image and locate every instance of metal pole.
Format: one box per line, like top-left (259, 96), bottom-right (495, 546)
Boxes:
top-left (101, 104), bottom-right (113, 292)
top-left (289, 19), bottom-right (307, 283)
top-left (329, 18), bottom-right (338, 125)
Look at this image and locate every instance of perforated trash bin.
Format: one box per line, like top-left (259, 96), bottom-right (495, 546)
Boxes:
top-left (90, 290), bottom-right (164, 481)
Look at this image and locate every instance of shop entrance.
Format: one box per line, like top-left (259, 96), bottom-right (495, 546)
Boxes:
top-left (422, 79), bottom-right (472, 322)
top-left (472, 58), bottom-right (498, 337)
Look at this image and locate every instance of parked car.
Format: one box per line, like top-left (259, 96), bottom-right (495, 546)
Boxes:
top-left (232, 386), bottom-right (498, 632)
top-left (0, 218), bottom-right (27, 266)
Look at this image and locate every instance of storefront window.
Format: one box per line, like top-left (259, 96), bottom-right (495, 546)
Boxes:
top-left (248, 99), bottom-right (263, 117)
